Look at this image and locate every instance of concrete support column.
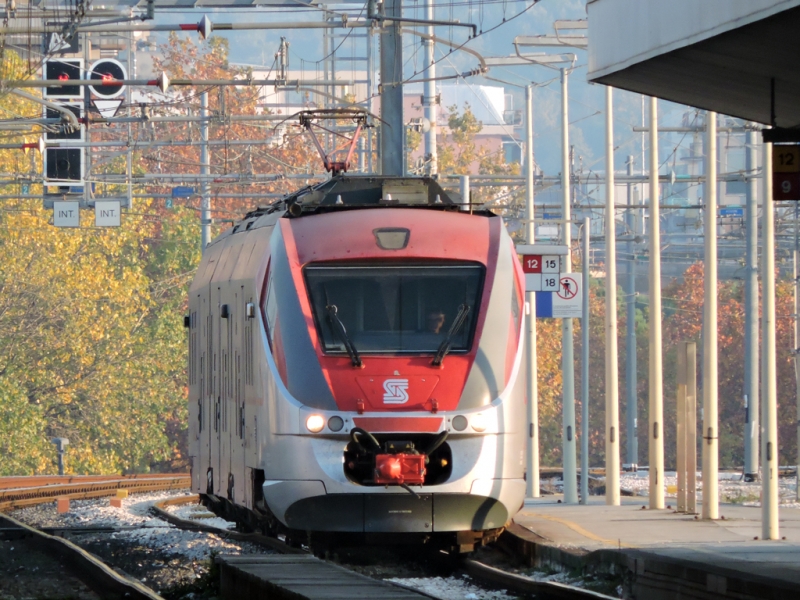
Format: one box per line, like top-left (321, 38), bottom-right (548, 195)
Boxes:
top-left (561, 67), bottom-right (578, 505)
top-left (761, 140), bottom-right (779, 540)
top-left (744, 127), bottom-right (760, 481)
top-left (648, 96), bottom-right (665, 510)
top-left (379, 0), bottom-right (404, 176)
top-left (525, 84), bottom-right (539, 499)
top-left (702, 111), bottom-right (719, 520)
top-left (605, 86), bottom-right (620, 505)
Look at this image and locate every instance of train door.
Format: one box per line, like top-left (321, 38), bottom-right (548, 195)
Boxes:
top-left (215, 284), bottom-right (228, 497)
top-left (229, 288), bottom-right (245, 504)
top-left (208, 285), bottom-right (220, 495)
top-left (202, 293), bottom-right (213, 494)
top-left (187, 302), bottom-right (200, 492)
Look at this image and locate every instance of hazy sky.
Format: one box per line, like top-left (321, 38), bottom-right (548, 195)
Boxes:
top-left (143, 0), bottom-right (697, 179)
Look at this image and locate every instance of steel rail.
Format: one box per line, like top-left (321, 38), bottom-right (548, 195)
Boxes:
top-left (151, 495), bottom-right (303, 555)
top-left (0, 473), bottom-right (188, 490)
top-left (0, 475), bottom-right (190, 511)
top-left (0, 512), bottom-right (164, 599)
top-left (463, 558), bottom-right (617, 600)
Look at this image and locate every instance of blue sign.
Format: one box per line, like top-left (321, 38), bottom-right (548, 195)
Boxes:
top-left (543, 213), bottom-right (560, 220)
top-left (535, 292), bottom-right (553, 318)
top-left (21, 184), bottom-right (29, 194)
top-left (171, 186), bottom-right (196, 198)
top-left (719, 207), bottom-right (743, 218)
top-left (165, 198), bottom-right (174, 209)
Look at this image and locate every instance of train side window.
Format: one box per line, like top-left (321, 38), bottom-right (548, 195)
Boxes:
top-left (265, 270), bottom-right (278, 347)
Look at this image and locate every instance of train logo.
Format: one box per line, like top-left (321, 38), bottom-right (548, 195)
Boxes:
top-left (382, 379), bottom-right (409, 404)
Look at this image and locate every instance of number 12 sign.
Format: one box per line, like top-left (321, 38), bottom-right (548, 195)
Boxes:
top-left (522, 254), bottom-right (560, 291)
top-left (773, 145), bottom-right (800, 201)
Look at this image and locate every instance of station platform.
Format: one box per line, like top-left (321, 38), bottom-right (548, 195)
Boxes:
top-left (507, 496), bottom-right (800, 599)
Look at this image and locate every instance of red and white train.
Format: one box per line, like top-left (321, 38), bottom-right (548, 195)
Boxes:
top-left (187, 176), bottom-right (527, 550)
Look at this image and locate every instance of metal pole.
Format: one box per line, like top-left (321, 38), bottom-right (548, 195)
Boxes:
top-left (459, 175), bottom-right (470, 211)
top-left (796, 204), bottom-right (800, 502)
top-left (423, 0), bottom-right (437, 175)
top-left (687, 342), bottom-right (698, 514)
top-left (605, 86), bottom-right (620, 505)
top-left (744, 127), bottom-right (760, 482)
top-left (580, 217), bottom-right (590, 505)
top-left (648, 96), bottom-right (665, 510)
top-left (561, 67), bottom-right (578, 505)
top-left (625, 155), bottom-right (638, 471)
top-left (200, 91), bottom-right (211, 252)
top-left (761, 140), bottom-right (779, 540)
top-left (677, 341), bottom-right (687, 513)
top-left (525, 84), bottom-right (539, 499)
top-left (380, 0), bottom-right (404, 176)
top-left (702, 111), bottom-right (719, 520)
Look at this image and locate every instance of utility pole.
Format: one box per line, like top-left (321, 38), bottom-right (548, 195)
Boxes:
top-left (744, 127), bottom-right (759, 482)
top-left (581, 216), bottom-right (591, 505)
top-left (761, 139), bottom-right (779, 540)
top-left (423, 0), bottom-right (437, 175)
top-left (525, 84), bottom-right (539, 499)
top-left (702, 111), bottom-right (719, 520)
top-left (648, 96), bottom-right (665, 510)
top-left (561, 67), bottom-right (578, 505)
top-left (605, 86), bottom-right (620, 505)
top-left (625, 154), bottom-right (638, 471)
top-left (200, 91), bottom-right (211, 252)
top-left (380, 0), bottom-right (404, 175)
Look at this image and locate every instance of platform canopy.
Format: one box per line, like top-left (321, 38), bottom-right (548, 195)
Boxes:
top-left (587, 0), bottom-right (800, 128)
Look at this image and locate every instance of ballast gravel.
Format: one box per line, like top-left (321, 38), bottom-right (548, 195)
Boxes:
top-left (388, 575), bottom-right (513, 599)
top-left (11, 490), bottom-right (270, 598)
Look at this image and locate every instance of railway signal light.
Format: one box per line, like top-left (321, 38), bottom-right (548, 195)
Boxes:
top-left (43, 59), bottom-right (83, 99)
top-left (88, 58), bottom-right (126, 99)
top-left (45, 147), bottom-right (83, 182)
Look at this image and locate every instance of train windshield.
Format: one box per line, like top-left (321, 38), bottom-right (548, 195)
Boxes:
top-left (305, 264), bottom-right (484, 354)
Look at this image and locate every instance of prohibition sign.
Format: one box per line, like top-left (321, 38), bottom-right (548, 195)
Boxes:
top-left (557, 276), bottom-right (578, 300)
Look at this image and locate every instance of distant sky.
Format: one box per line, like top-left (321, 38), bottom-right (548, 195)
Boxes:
top-left (143, 0), bottom-right (697, 181)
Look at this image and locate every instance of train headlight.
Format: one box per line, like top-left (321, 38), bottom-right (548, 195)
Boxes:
top-left (306, 414), bottom-right (325, 433)
top-left (328, 416), bottom-right (344, 432)
top-left (451, 415), bottom-right (468, 431)
top-left (471, 413), bottom-right (488, 432)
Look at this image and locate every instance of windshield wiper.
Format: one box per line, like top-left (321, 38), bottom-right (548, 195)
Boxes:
top-left (326, 304), bottom-right (362, 367)
top-left (432, 303), bottom-right (470, 366)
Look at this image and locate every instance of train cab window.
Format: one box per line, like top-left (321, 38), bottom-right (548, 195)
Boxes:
top-left (264, 270), bottom-right (278, 347)
top-left (305, 264), bottom-right (484, 354)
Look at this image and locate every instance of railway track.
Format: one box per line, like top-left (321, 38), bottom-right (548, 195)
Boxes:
top-left (0, 473), bottom-right (190, 511)
top-left (0, 511), bottom-right (163, 600)
top-left (153, 495), bottom-right (618, 599)
top-left (1, 477), bottom-right (616, 599)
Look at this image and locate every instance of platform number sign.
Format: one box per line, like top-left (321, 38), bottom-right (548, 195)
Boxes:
top-left (517, 244), bottom-right (582, 318)
top-left (522, 254), bottom-right (560, 292)
top-left (773, 145), bottom-right (800, 201)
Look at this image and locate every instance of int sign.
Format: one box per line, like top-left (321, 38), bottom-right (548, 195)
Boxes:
top-left (773, 145), bottom-right (800, 201)
top-left (53, 201), bottom-right (79, 227)
top-left (95, 201), bottom-right (121, 227)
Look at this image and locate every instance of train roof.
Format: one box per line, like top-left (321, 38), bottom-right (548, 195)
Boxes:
top-left (243, 175), bottom-right (495, 220)
top-left (209, 175), bottom-right (497, 248)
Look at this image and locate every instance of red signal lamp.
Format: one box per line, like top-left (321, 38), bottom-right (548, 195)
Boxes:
top-left (374, 453), bottom-right (426, 485)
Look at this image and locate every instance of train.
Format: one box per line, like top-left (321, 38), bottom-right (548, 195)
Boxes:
top-left (186, 175), bottom-right (527, 551)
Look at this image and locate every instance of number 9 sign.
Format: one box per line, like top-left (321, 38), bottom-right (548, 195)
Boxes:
top-left (773, 172), bottom-right (800, 201)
